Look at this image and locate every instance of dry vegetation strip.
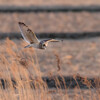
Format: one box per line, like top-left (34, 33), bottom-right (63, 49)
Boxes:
top-left (1, 38), bottom-right (100, 77)
top-left (0, 38), bottom-right (100, 100)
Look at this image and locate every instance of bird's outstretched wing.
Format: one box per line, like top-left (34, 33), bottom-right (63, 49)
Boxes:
top-left (18, 22), bottom-right (39, 44)
top-left (42, 39), bottom-right (60, 45)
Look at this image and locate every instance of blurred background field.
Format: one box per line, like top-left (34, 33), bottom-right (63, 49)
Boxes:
top-left (0, 0), bottom-right (100, 100)
top-left (1, 12), bottom-right (100, 33)
top-left (0, 0), bottom-right (100, 34)
top-left (0, 0), bottom-right (100, 6)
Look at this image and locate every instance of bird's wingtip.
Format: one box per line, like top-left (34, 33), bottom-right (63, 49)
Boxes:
top-left (18, 22), bottom-right (26, 26)
top-left (18, 22), bottom-right (22, 24)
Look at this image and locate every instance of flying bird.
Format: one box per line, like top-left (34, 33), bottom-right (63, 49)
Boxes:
top-left (18, 22), bottom-right (60, 49)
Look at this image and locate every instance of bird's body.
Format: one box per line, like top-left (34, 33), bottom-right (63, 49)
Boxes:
top-left (18, 22), bottom-right (60, 49)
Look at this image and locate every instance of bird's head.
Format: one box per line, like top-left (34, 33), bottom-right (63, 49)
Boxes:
top-left (39, 42), bottom-right (47, 49)
top-left (42, 43), bottom-right (47, 49)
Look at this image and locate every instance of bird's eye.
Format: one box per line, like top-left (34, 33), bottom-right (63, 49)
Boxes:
top-left (43, 44), bottom-right (45, 46)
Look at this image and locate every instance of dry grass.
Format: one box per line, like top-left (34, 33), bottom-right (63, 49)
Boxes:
top-left (0, 38), bottom-right (100, 100)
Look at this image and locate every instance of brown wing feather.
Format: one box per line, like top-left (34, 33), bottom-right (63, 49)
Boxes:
top-left (43, 39), bottom-right (59, 43)
top-left (18, 22), bottom-right (39, 44)
top-left (42, 39), bottom-right (59, 46)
